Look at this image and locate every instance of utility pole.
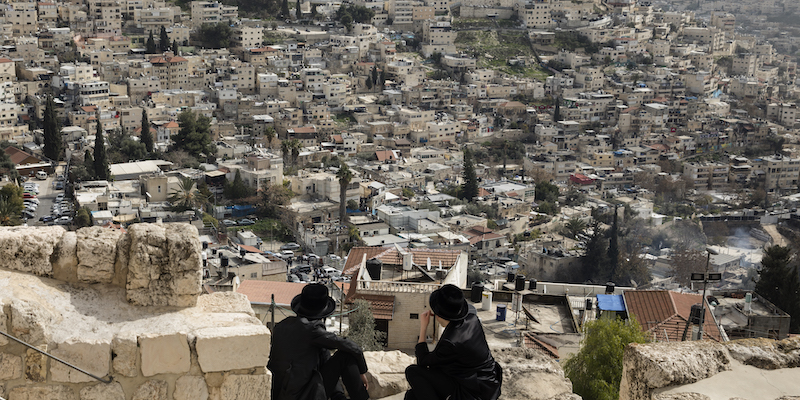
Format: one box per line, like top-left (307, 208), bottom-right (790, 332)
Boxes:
top-left (692, 248), bottom-right (720, 340)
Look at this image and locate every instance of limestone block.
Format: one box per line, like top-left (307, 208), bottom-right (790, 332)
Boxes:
top-left (619, 341), bottom-right (731, 400)
top-left (76, 227), bottom-right (124, 284)
top-left (111, 331), bottom-right (138, 377)
top-left (132, 380), bottom-right (168, 400)
top-left (220, 373), bottom-right (270, 400)
top-left (491, 348), bottom-right (575, 400)
top-left (197, 292), bottom-right (256, 316)
top-left (11, 299), bottom-right (56, 346)
top-left (195, 325), bottom-right (270, 373)
top-left (0, 353), bottom-right (22, 380)
top-left (174, 375), bottom-right (209, 400)
top-left (364, 351), bottom-right (415, 399)
top-left (52, 231), bottom-right (78, 283)
top-left (726, 337), bottom-right (800, 370)
top-left (126, 223), bottom-right (202, 307)
top-left (0, 300), bottom-right (8, 346)
top-left (139, 333), bottom-right (191, 376)
top-left (25, 347), bottom-right (47, 382)
top-left (79, 382), bottom-right (125, 400)
top-left (50, 339), bottom-right (111, 383)
top-left (8, 385), bottom-right (77, 400)
top-left (546, 394), bottom-right (582, 400)
top-left (112, 232), bottom-right (131, 288)
top-left (0, 226), bottom-right (65, 276)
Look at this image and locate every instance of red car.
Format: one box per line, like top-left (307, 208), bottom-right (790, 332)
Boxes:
top-left (23, 193), bottom-right (36, 199)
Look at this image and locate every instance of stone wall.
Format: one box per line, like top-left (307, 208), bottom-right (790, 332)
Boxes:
top-left (0, 224), bottom-right (202, 307)
top-left (0, 224), bottom-right (271, 400)
top-left (619, 337), bottom-right (800, 400)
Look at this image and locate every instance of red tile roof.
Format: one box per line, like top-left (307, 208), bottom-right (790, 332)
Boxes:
top-left (523, 333), bottom-right (559, 358)
top-left (5, 146), bottom-right (39, 165)
top-left (375, 150), bottom-right (396, 162)
top-left (164, 121), bottom-right (179, 128)
top-left (342, 247), bottom-right (462, 277)
top-left (236, 280), bottom-right (306, 305)
top-left (348, 293), bottom-right (395, 320)
top-left (624, 290), bottom-right (722, 342)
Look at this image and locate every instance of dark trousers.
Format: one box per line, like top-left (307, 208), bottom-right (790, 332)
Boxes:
top-left (321, 351), bottom-right (370, 400)
top-left (404, 365), bottom-right (457, 400)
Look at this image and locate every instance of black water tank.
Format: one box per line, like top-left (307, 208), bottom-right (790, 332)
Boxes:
top-left (202, 242), bottom-right (208, 249)
top-left (220, 256), bottom-right (229, 267)
top-left (515, 275), bottom-right (526, 291)
top-left (529, 278), bottom-right (537, 291)
top-left (507, 272), bottom-right (516, 283)
top-left (471, 284), bottom-right (484, 303)
top-left (366, 258), bottom-right (382, 280)
top-left (605, 282), bottom-right (616, 294)
top-left (585, 298), bottom-right (592, 311)
top-left (689, 303), bottom-right (705, 325)
top-left (240, 248), bottom-right (246, 257)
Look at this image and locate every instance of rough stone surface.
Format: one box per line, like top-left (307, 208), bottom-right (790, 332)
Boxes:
top-left (132, 380), bottom-right (168, 400)
top-left (174, 375), bottom-right (209, 400)
top-left (7, 385), bottom-right (77, 400)
top-left (52, 231), bottom-right (78, 282)
top-left (492, 348), bottom-right (575, 400)
top-left (111, 331), bottom-right (138, 377)
top-left (50, 339), bottom-right (111, 383)
top-left (126, 223), bottom-right (202, 307)
top-left (76, 227), bottom-right (124, 284)
top-left (620, 341), bottom-right (731, 400)
top-left (197, 292), bottom-right (255, 316)
top-left (726, 337), bottom-right (800, 370)
top-left (0, 226), bottom-right (65, 276)
top-left (653, 394), bottom-right (712, 400)
top-left (79, 382), bottom-right (125, 400)
top-left (364, 351), bottom-right (415, 399)
top-left (195, 325), bottom-right (270, 373)
top-left (112, 232), bottom-right (131, 287)
top-left (10, 299), bottom-right (56, 345)
top-left (0, 353), bottom-right (22, 380)
top-left (219, 373), bottom-right (270, 400)
top-left (0, 300), bottom-right (8, 346)
top-left (546, 394), bottom-right (582, 400)
top-left (140, 333), bottom-right (191, 376)
top-left (25, 347), bottom-right (47, 382)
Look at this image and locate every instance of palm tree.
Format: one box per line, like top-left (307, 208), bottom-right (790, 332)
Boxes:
top-left (168, 177), bottom-right (200, 212)
top-left (290, 139), bottom-right (301, 166)
top-left (564, 216), bottom-right (587, 239)
top-left (337, 163), bottom-right (353, 225)
top-left (0, 198), bottom-right (18, 226)
top-left (265, 126), bottom-right (276, 149)
top-left (281, 140), bottom-right (290, 164)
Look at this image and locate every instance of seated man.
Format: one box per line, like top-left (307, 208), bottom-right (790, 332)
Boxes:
top-left (269, 283), bottom-right (370, 400)
top-left (405, 284), bottom-right (502, 400)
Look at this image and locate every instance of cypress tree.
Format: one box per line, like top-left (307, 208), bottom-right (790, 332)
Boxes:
top-left (281, 0), bottom-right (290, 19)
top-left (371, 65), bottom-right (378, 86)
top-left (83, 149), bottom-right (94, 177)
top-left (42, 95), bottom-right (62, 161)
top-left (141, 109), bottom-right (153, 153)
top-left (146, 31), bottom-right (157, 54)
top-left (172, 40), bottom-right (179, 54)
top-left (93, 118), bottom-right (110, 180)
top-left (160, 26), bottom-right (170, 52)
top-left (607, 205), bottom-right (620, 282)
top-left (296, 0), bottom-right (301, 19)
top-left (461, 148), bottom-right (478, 201)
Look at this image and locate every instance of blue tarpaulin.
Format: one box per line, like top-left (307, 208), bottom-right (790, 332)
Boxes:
top-left (596, 294), bottom-right (626, 312)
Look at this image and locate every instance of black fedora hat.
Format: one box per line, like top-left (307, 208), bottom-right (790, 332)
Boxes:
top-left (292, 283), bottom-right (337, 319)
top-left (429, 284), bottom-right (468, 321)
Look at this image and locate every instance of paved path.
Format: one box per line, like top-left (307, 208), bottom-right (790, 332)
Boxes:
top-left (657, 359), bottom-right (800, 399)
top-left (762, 224), bottom-right (788, 246)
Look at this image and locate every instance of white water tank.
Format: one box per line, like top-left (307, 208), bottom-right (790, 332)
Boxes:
top-left (482, 291), bottom-right (493, 311)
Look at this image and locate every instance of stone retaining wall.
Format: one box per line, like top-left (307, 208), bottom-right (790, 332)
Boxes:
top-left (0, 224), bottom-right (271, 400)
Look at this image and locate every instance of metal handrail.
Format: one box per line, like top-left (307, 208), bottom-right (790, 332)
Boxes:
top-left (0, 330), bottom-right (113, 384)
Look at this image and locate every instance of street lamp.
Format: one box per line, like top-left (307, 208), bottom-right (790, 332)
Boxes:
top-left (694, 247), bottom-right (720, 341)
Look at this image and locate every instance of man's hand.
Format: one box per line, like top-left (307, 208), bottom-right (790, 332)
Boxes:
top-left (418, 310), bottom-right (433, 344)
top-left (361, 373), bottom-right (369, 391)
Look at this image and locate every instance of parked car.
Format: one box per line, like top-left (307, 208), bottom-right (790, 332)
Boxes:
top-left (22, 211), bottom-right (35, 220)
top-left (290, 265), bottom-right (312, 275)
top-left (222, 219), bottom-right (237, 226)
top-left (39, 215), bottom-right (54, 223)
top-left (55, 194), bottom-right (64, 202)
top-left (23, 193), bottom-right (36, 199)
top-left (55, 181), bottom-right (64, 190)
top-left (280, 250), bottom-right (296, 259)
top-left (321, 266), bottom-right (341, 277)
top-left (288, 274), bottom-right (301, 283)
top-left (55, 216), bottom-right (72, 225)
top-left (238, 218), bottom-right (255, 226)
top-left (280, 242), bottom-right (301, 251)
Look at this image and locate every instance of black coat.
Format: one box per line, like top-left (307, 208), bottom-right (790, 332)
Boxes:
top-left (268, 316), bottom-right (368, 400)
top-left (414, 307), bottom-right (502, 400)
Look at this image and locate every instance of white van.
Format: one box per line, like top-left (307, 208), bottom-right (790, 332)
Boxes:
top-left (35, 171), bottom-right (47, 180)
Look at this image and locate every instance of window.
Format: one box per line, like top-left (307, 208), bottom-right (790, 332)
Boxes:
top-left (250, 272), bottom-right (258, 278)
top-left (410, 313), bottom-right (419, 319)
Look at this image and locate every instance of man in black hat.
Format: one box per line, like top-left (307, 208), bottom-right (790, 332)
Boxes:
top-left (405, 284), bottom-right (502, 400)
top-left (268, 283), bottom-right (371, 400)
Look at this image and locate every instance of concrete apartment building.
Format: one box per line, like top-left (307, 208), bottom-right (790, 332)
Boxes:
top-left (7, 2), bottom-right (38, 37)
top-left (683, 162), bottom-right (729, 190)
top-left (134, 7), bottom-right (178, 31)
top-left (149, 55), bottom-right (189, 90)
top-left (190, 1), bottom-right (238, 28)
top-left (766, 103), bottom-right (798, 126)
top-left (756, 155), bottom-right (800, 195)
top-left (517, 0), bottom-right (555, 30)
top-left (232, 25), bottom-right (264, 49)
top-left (420, 20), bottom-right (456, 57)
